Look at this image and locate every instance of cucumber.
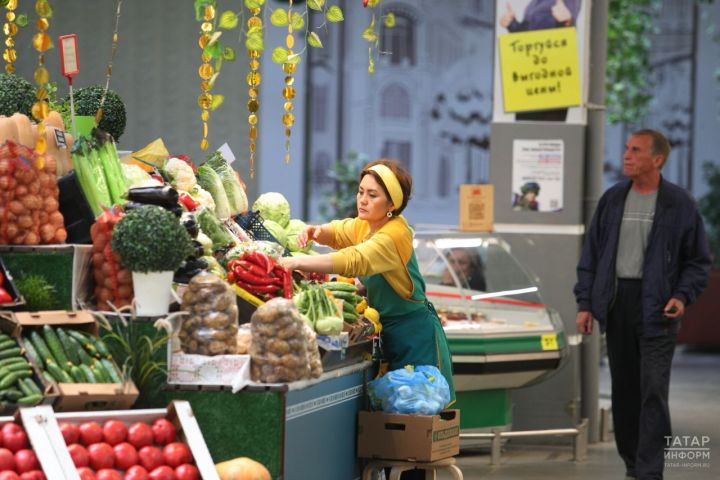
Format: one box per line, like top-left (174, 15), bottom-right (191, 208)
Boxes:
top-left (43, 325), bottom-right (71, 370)
top-left (324, 281), bottom-right (358, 292)
top-left (343, 311), bottom-right (360, 323)
top-left (0, 357), bottom-right (27, 368)
top-left (0, 348), bottom-right (21, 360)
top-left (47, 363), bottom-right (72, 383)
top-left (0, 389), bottom-right (23, 402)
top-left (69, 366), bottom-right (86, 383)
top-left (21, 339), bottom-right (43, 368)
top-left (17, 393), bottom-right (42, 406)
top-left (67, 335), bottom-right (94, 366)
top-left (331, 290), bottom-right (358, 302)
top-left (23, 378), bottom-right (42, 396)
top-left (100, 359), bottom-right (123, 383)
top-left (17, 378), bottom-right (34, 396)
top-left (0, 333), bottom-right (10, 341)
top-left (6, 362), bottom-right (31, 373)
top-left (67, 330), bottom-right (98, 357)
top-left (91, 361), bottom-right (109, 383)
top-left (0, 339), bottom-right (17, 351)
top-left (0, 371), bottom-right (28, 389)
top-left (56, 328), bottom-right (79, 365)
top-left (78, 364), bottom-right (97, 383)
top-left (86, 334), bottom-right (111, 359)
top-left (41, 370), bottom-right (57, 384)
top-left (30, 331), bottom-right (57, 367)
top-left (342, 300), bottom-right (357, 314)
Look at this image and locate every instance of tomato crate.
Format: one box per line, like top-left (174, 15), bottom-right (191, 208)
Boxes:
top-left (52, 400), bottom-right (220, 480)
top-left (0, 310), bottom-right (139, 412)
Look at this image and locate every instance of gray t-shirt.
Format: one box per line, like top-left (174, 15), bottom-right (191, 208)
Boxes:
top-left (616, 189), bottom-right (657, 279)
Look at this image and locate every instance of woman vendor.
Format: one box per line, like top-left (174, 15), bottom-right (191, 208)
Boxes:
top-left (278, 159), bottom-right (455, 393)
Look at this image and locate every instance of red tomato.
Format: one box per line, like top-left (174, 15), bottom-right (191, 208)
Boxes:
top-left (19, 472), bottom-right (45, 480)
top-left (96, 470), bottom-right (123, 480)
top-left (0, 472), bottom-right (20, 480)
top-left (77, 467), bottom-right (97, 480)
top-left (88, 442), bottom-right (115, 470)
top-left (174, 464), bottom-right (199, 480)
top-left (79, 422), bottom-right (104, 446)
top-left (124, 466), bottom-right (150, 480)
top-left (161, 443), bottom-right (192, 468)
top-left (103, 420), bottom-right (128, 446)
top-left (148, 466), bottom-right (176, 480)
top-left (60, 423), bottom-right (80, 445)
top-left (2, 424), bottom-right (29, 453)
top-left (127, 423), bottom-right (154, 449)
top-left (68, 443), bottom-right (90, 468)
top-left (113, 442), bottom-right (139, 471)
top-left (0, 447), bottom-right (15, 471)
top-left (14, 449), bottom-right (39, 473)
top-left (151, 419), bottom-right (176, 446)
top-left (138, 446), bottom-right (164, 472)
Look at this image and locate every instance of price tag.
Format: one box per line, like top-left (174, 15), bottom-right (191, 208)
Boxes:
top-left (216, 142), bottom-right (236, 165)
top-left (58, 34), bottom-right (80, 78)
top-left (540, 333), bottom-right (558, 351)
top-left (53, 129), bottom-right (67, 149)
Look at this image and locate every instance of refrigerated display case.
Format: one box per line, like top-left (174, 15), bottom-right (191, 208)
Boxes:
top-left (414, 230), bottom-right (569, 430)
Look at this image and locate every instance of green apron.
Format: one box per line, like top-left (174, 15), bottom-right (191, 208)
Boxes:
top-left (360, 250), bottom-right (456, 406)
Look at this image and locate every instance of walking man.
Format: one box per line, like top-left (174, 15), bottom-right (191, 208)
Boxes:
top-left (574, 129), bottom-right (711, 479)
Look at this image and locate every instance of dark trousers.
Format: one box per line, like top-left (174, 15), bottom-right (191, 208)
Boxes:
top-left (606, 279), bottom-right (677, 480)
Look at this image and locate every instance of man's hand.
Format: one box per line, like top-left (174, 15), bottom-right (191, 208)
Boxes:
top-left (552, 0), bottom-right (572, 24)
top-left (663, 298), bottom-right (685, 319)
top-left (499, 3), bottom-right (515, 28)
top-left (576, 310), bottom-right (594, 335)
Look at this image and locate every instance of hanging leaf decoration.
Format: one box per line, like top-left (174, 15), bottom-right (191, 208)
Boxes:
top-left (326, 5), bottom-right (344, 22)
top-left (272, 46), bottom-right (289, 64)
top-left (218, 11), bottom-right (239, 29)
top-left (308, 31), bottom-right (323, 48)
top-left (270, 8), bottom-right (289, 26)
top-left (308, 0), bottom-right (325, 11)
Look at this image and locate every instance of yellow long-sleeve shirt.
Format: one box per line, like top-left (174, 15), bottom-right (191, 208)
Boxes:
top-left (323, 216), bottom-right (416, 300)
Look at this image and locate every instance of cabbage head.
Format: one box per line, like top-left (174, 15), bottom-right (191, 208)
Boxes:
top-left (285, 218), bottom-right (313, 253)
top-left (263, 219), bottom-right (287, 247)
top-left (252, 192), bottom-right (290, 227)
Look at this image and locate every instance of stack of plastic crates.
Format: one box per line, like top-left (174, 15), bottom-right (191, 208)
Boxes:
top-left (234, 210), bottom-right (291, 257)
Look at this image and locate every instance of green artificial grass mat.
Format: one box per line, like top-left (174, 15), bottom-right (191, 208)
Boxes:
top-left (1, 252), bottom-right (74, 310)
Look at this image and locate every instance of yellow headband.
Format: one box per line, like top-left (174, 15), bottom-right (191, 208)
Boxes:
top-left (369, 164), bottom-right (403, 210)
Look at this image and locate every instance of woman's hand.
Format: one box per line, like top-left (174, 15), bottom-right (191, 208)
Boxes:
top-left (298, 225), bottom-right (322, 248)
top-left (278, 256), bottom-right (297, 271)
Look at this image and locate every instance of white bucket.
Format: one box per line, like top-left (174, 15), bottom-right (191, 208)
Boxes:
top-left (131, 270), bottom-right (174, 317)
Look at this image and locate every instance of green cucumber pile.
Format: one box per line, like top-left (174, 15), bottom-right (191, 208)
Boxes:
top-left (323, 282), bottom-right (362, 324)
top-left (0, 333), bottom-right (43, 407)
top-left (22, 325), bottom-right (123, 385)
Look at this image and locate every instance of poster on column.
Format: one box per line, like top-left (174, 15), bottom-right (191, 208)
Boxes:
top-left (511, 139), bottom-right (564, 212)
top-left (493, 0), bottom-right (590, 124)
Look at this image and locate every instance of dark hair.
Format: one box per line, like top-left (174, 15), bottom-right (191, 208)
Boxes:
top-left (360, 159), bottom-right (413, 215)
top-left (632, 129), bottom-right (671, 167)
top-left (521, 181), bottom-right (540, 195)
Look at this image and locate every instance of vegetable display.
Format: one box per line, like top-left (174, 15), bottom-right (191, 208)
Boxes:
top-left (111, 205), bottom-right (194, 273)
top-left (0, 141), bottom-right (67, 245)
top-left (71, 133), bottom-right (128, 215)
top-left (293, 284), bottom-right (344, 335)
top-left (63, 85), bottom-right (127, 142)
top-left (21, 326), bottom-right (124, 385)
top-left (179, 272), bottom-right (239, 355)
top-left (226, 252), bottom-right (293, 301)
top-left (60, 418), bottom-right (199, 480)
top-left (205, 152), bottom-right (248, 216)
top-left (251, 192), bottom-right (290, 228)
top-left (0, 422), bottom-right (45, 478)
top-left (196, 165), bottom-right (231, 220)
top-left (0, 332), bottom-right (44, 407)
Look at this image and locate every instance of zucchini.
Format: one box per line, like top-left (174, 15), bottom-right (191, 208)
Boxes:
top-left (17, 393), bottom-right (42, 406)
top-left (0, 347), bottom-right (21, 360)
top-left (67, 330), bottom-right (98, 357)
top-left (43, 325), bottom-right (71, 370)
top-left (324, 281), bottom-right (358, 292)
top-left (69, 366), bottom-right (86, 383)
top-left (67, 335), bottom-right (94, 366)
top-left (47, 363), bottom-right (72, 383)
top-left (56, 328), bottom-right (79, 365)
top-left (0, 339), bottom-right (17, 351)
top-left (100, 359), bottom-right (123, 383)
top-left (23, 378), bottom-right (42, 396)
top-left (78, 364), bottom-right (97, 383)
top-left (30, 331), bottom-right (57, 367)
top-left (21, 339), bottom-right (43, 368)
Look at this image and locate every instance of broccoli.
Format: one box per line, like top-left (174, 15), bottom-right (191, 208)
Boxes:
top-left (0, 73), bottom-right (36, 117)
top-left (63, 85), bottom-right (127, 141)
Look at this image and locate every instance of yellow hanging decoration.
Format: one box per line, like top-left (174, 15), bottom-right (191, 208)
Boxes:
top-left (282, 0), bottom-right (295, 164)
top-left (247, 7), bottom-right (262, 179)
top-left (3, 0), bottom-right (18, 74)
top-left (32, 0), bottom-right (52, 157)
top-left (198, 3), bottom-right (216, 151)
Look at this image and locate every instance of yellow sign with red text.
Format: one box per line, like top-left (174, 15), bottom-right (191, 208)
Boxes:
top-left (499, 27), bottom-right (581, 113)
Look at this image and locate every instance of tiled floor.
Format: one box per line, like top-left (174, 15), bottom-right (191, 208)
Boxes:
top-left (441, 347), bottom-right (720, 479)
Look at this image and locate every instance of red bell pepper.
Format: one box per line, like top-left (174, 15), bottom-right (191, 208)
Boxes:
top-left (0, 287), bottom-right (13, 304)
top-left (178, 192), bottom-right (200, 211)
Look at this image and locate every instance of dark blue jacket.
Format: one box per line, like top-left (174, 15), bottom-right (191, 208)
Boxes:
top-left (508, 0), bottom-right (582, 32)
top-left (574, 178), bottom-right (711, 337)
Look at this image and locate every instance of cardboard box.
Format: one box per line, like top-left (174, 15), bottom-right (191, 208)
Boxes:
top-left (0, 310), bottom-right (139, 411)
top-left (0, 256), bottom-right (25, 309)
top-left (459, 184), bottom-right (494, 231)
top-left (53, 400), bottom-right (220, 480)
top-left (357, 409), bottom-right (460, 462)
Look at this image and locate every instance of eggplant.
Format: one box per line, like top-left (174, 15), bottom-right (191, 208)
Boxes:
top-left (126, 186), bottom-right (179, 208)
top-left (181, 212), bottom-right (200, 238)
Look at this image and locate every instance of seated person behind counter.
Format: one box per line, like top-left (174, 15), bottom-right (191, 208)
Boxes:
top-left (441, 248), bottom-right (487, 292)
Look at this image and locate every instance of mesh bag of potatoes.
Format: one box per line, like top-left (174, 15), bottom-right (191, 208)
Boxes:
top-left (250, 298), bottom-right (323, 383)
top-left (179, 272), bottom-right (239, 355)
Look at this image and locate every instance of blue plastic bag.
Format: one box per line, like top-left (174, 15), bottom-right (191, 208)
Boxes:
top-left (368, 365), bottom-right (451, 415)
